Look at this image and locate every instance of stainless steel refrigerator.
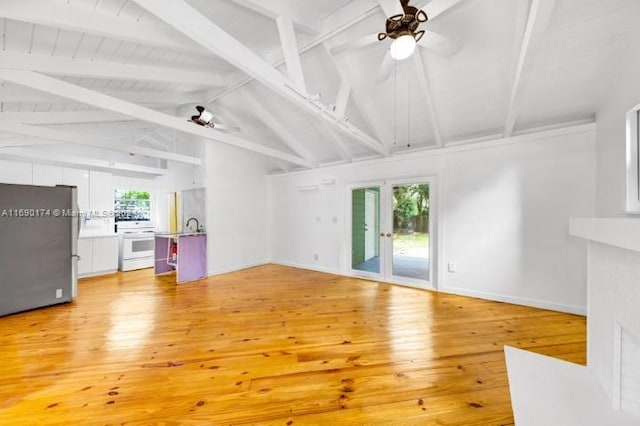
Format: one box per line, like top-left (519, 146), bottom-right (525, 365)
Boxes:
top-left (0, 183), bottom-right (79, 317)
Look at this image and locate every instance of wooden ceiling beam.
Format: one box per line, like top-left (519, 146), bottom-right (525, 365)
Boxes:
top-left (276, 17), bottom-right (307, 91)
top-left (0, 86), bottom-right (203, 106)
top-left (0, 147), bottom-right (167, 176)
top-left (334, 79), bottom-right (351, 119)
top-left (241, 91), bottom-right (319, 166)
top-left (0, 52), bottom-right (230, 87)
top-left (504, 0), bottom-right (557, 137)
top-left (131, 0), bottom-right (388, 158)
top-left (0, 111), bottom-right (135, 125)
top-left (323, 44), bottom-right (390, 147)
top-left (0, 122), bottom-right (202, 165)
top-left (0, 69), bottom-right (313, 168)
top-left (319, 124), bottom-right (353, 163)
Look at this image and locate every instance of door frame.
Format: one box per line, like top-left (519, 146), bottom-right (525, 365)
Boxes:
top-left (363, 189), bottom-right (378, 261)
top-left (344, 176), bottom-right (439, 290)
top-left (384, 176), bottom-right (436, 290)
top-left (346, 181), bottom-right (386, 280)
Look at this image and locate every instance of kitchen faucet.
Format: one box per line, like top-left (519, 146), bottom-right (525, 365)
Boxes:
top-left (186, 217), bottom-right (200, 233)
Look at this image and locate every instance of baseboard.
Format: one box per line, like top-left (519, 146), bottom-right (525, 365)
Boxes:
top-left (207, 260), bottom-right (271, 277)
top-left (270, 260), bottom-right (342, 276)
top-left (440, 285), bottom-right (586, 315)
top-left (79, 269), bottom-right (118, 279)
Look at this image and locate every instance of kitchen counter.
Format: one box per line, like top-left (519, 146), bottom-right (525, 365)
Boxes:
top-left (154, 232), bottom-right (206, 238)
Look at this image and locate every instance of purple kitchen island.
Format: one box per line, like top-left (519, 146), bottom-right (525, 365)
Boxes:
top-left (154, 233), bottom-right (207, 284)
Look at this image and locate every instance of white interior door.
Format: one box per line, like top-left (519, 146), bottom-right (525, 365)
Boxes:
top-left (364, 190), bottom-right (377, 261)
top-left (349, 183), bottom-right (384, 277)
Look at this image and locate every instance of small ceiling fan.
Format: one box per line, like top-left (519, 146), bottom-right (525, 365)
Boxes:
top-left (189, 105), bottom-right (215, 128)
top-left (188, 105), bottom-right (241, 132)
top-left (330, 0), bottom-right (461, 81)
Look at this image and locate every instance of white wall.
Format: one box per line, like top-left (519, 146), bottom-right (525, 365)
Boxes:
top-left (596, 53), bottom-right (640, 217)
top-left (269, 126), bottom-right (596, 314)
top-left (203, 141), bottom-right (271, 275)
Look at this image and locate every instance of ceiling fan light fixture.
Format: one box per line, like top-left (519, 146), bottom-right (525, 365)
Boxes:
top-left (390, 34), bottom-right (417, 61)
top-left (199, 110), bottom-right (214, 123)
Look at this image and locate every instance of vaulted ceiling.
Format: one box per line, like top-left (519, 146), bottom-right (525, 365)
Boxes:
top-left (0, 0), bottom-right (638, 175)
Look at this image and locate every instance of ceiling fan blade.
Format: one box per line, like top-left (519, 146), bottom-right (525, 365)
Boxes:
top-left (422, 0), bottom-right (464, 21)
top-left (377, 0), bottom-right (404, 18)
top-left (377, 51), bottom-right (394, 83)
top-left (417, 31), bottom-right (458, 56)
top-left (213, 123), bottom-right (241, 132)
top-left (329, 33), bottom-right (379, 55)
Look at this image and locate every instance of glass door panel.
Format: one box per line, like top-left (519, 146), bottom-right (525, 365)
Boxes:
top-left (390, 182), bottom-right (431, 283)
top-left (349, 179), bottom-right (433, 287)
top-left (351, 186), bottom-right (381, 275)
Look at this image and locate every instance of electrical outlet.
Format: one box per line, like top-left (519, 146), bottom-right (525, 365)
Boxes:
top-left (55, 289), bottom-right (63, 299)
top-left (448, 262), bottom-right (456, 273)
top-left (313, 254), bottom-right (319, 261)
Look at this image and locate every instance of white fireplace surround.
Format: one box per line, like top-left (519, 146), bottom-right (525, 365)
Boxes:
top-left (570, 218), bottom-right (640, 417)
top-left (614, 325), bottom-right (640, 416)
top-left (505, 218), bottom-right (640, 425)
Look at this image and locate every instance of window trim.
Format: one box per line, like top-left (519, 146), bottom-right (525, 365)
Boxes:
top-left (626, 104), bottom-right (640, 213)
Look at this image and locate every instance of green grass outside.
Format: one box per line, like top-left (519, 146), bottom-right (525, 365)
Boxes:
top-left (393, 232), bottom-right (429, 251)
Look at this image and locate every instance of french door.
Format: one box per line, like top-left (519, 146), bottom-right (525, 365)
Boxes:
top-left (348, 178), bottom-right (434, 288)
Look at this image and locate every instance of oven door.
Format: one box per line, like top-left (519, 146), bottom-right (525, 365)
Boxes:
top-left (123, 237), bottom-right (155, 259)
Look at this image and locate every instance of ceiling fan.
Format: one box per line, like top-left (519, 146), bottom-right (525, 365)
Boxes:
top-left (188, 105), bottom-right (241, 132)
top-left (330, 0), bottom-right (461, 81)
top-left (189, 105), bottom-right (215, 128)
top-left (378, 0), bottom-right (429, 61)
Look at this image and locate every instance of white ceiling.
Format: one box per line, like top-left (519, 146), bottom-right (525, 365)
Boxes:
top-left (0, 0), bottom-right (638, 173)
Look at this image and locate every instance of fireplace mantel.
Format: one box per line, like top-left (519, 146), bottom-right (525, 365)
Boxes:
top-left (570, 218), bottom-right (640, 252)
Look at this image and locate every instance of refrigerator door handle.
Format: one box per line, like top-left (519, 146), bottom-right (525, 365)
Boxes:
top-left (77, 205), bottom-right (81, 235)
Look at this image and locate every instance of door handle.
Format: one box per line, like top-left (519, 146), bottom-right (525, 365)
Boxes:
top-left (380, 232), bottom-right (385, 237)
top-left (386, 233), bottom-right (392, 237)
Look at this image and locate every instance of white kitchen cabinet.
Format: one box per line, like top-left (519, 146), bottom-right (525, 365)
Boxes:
top-left (77, 238), bottom-right (93, 276)
top-left (32, 164), bottom-right (63, 186)
top-left (0, 160), bottom-right (32, 185)
top-left (62, 168), bottom-right (90, 212)
top-left (91, 237), bottom-right (118, 274)
top-left (89, 170), bottom-right (113, 212)
top-left (78, 236), bottom-right (118, 277)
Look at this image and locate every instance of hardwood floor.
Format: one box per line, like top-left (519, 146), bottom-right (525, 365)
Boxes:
top-left (0, 264), bottom-right (586, 425)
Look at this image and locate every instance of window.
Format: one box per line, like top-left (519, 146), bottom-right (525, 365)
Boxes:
top-left (626, 105), bottom-right (640, 213)
top-left (114, 190), bottom-right (151, 222)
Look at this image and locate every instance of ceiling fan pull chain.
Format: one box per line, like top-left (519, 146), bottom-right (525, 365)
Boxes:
top-left (407, 68), bottom-right (411, 148)
top-left (393, 57), bottom-right (397, 146)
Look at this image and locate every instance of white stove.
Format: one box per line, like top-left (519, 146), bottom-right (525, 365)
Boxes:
top-left (117, 222), bottom-right (155, 271)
